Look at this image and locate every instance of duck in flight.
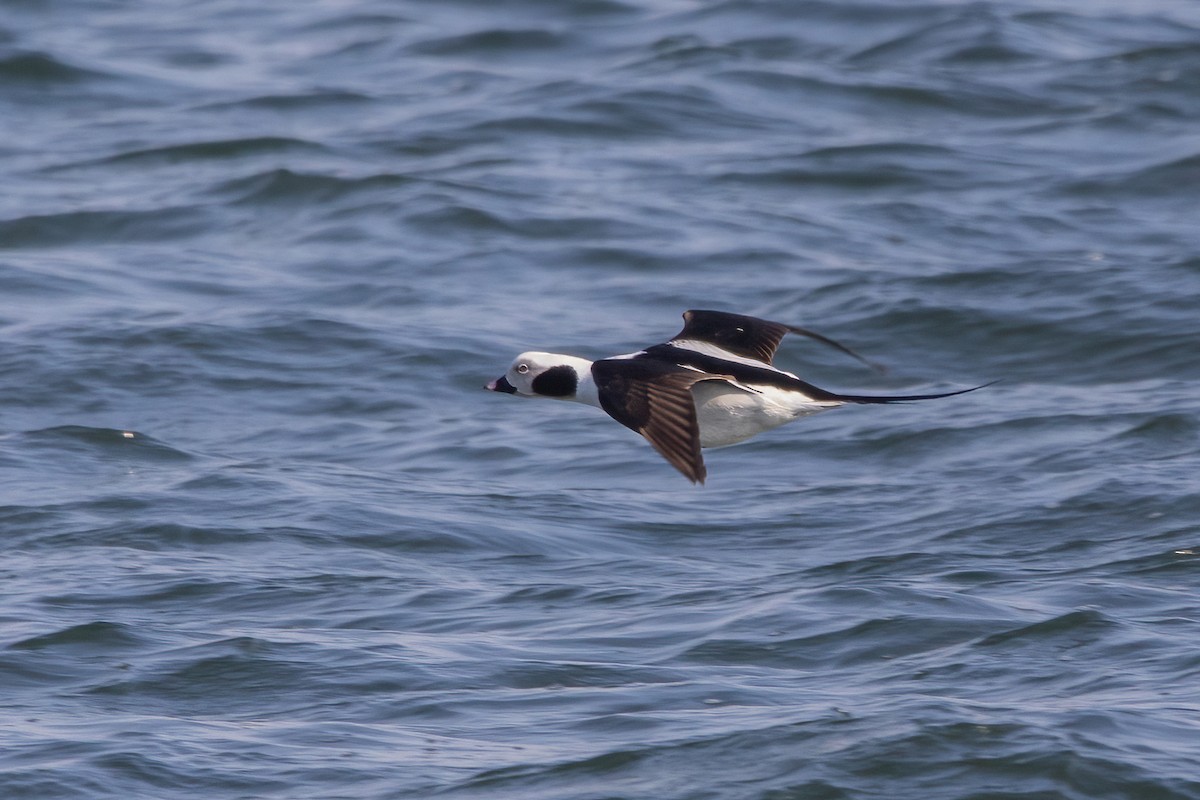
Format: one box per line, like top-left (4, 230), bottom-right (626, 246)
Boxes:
top-left (486, 309), bottom-right (986, 484)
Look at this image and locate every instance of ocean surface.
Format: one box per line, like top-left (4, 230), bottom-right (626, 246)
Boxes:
top-left (3, 1), bottom-right (1199, 798)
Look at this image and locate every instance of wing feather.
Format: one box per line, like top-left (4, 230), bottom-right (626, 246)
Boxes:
top-left (673, 309), bottom-right (882, 372)
top-left (591, 359), bottom-right (716, 484)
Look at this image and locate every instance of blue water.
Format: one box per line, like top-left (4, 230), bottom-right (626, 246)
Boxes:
top-left (3, 1), bottom-right (1200, 798)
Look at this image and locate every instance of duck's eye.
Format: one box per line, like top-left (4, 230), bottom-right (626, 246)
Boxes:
top-left (516, 364), bottom-right (530, 374)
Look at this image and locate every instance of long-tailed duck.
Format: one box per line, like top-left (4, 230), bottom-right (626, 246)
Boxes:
top-left (486, 309), bottom-right (985, 484)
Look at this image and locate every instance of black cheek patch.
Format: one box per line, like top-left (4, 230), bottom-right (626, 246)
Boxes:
top-left (531, 365), bottom-right (578, 397)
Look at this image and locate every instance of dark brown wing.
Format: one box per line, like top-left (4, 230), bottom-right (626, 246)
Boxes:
top-left (673, 309), bottom-right (884, 372)
top-left (672, 310), bottom-right (791, 365)
top-left (590, 358), bottom-right (714, 484)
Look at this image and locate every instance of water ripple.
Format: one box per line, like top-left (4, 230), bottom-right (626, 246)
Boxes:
top-left (4, 1), bottom-right (1200, 798)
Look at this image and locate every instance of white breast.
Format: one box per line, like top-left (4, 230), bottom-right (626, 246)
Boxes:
top-left (691, 381), bottom-right (842, 448)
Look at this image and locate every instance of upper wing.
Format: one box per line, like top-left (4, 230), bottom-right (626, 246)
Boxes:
top-left (590, 358), bottom-right (716, 484)
top-left (670, 310), bottom-right (792, 365)
top-left (671, 309), bottom-right (883, 372)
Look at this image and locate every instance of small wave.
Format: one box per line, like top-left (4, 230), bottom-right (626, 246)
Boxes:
top-left (56, 522), bottom-right (265, 552)
top-left (213, 168), bottom-right (413, 206)
top-left (100, 136), bottom-right (327, 166)
top-left (847, 6), bottom-right (1012, 65)
top-left (409, 28), bottom-right (574, 58)
top-left (198, 90), bottom-right (373, 112)
top-left (85, 637), bottom-right (319, 714)
top-left (578, 87), bottom-right (779, 136)
top-left (1061, 151), bottom-right (1200, 199)
top-left (404, 203), bottom-right (642, 241)
top-left (0, 51), bottom-right (109, 85)
top-left (8, 621), bottom-right (147, 652)
top-left (1109, 412), bottom-right (1198, 449)
top-left (15, 426), bottom-right (195, 463)
top-left (682, 613), bottom-right (990, 670)
top-left (976, 608), bottom-right (1114, 648)
top-left (410, 0), bottom-right (632, 15)
top-left (719, 65), bottom-right (1062, 119)
top-left (0, 263), bottom-right (99, 298)
top-left (621, 33), bottom-right (744, 72)
top-left (0, 207), bottom-right (206, 249)
top-left (712, 143), bottom-right (965, 192)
